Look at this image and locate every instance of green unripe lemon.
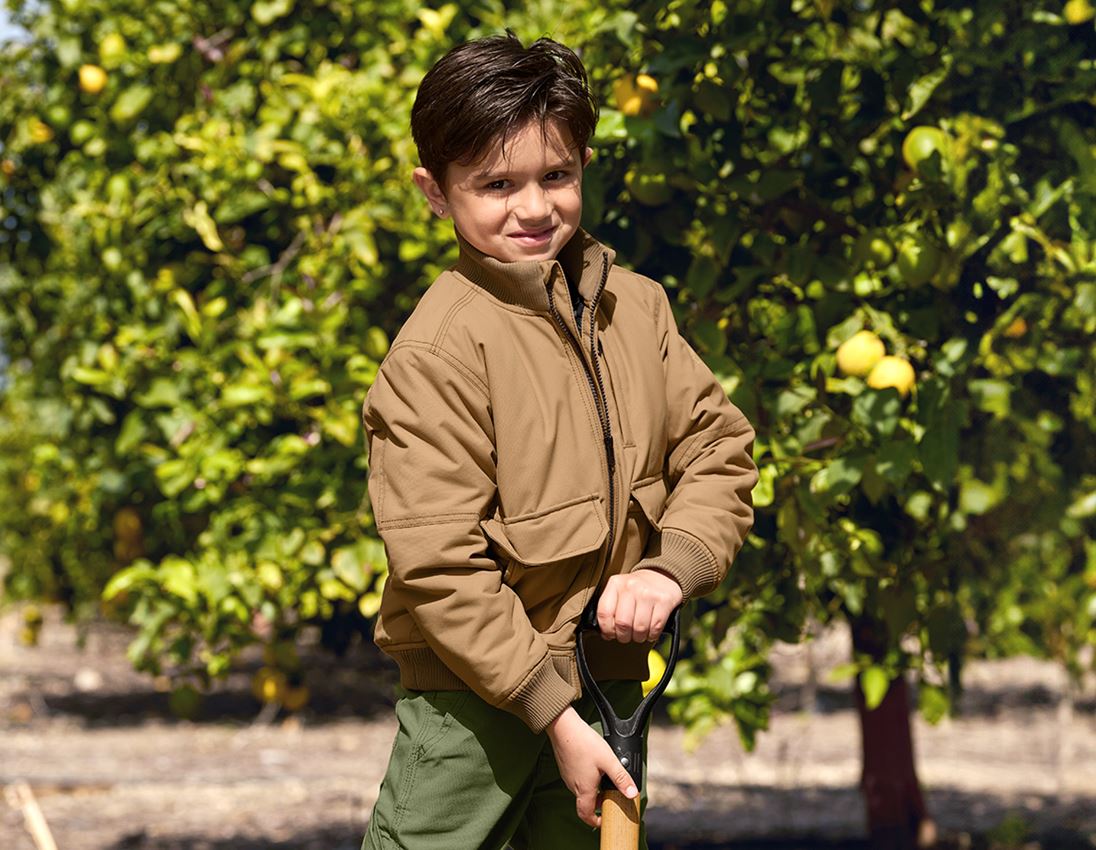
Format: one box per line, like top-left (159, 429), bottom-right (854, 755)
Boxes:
top-left (902, 126), bottom-right (950, 172)
top-left (99, 33), bottom-right (127, 68)
top-left (896, 237), bottom-right (941, 287)
top-left (853, 232), bottom-right (895, 268)
top-left (625, 167), bottom-right (672, 206)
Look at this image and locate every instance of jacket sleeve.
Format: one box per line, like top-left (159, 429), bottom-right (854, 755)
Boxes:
top-left (632, 284), bottom-right (760, 600)
top-left (361, 341), bottom-right (576, 733)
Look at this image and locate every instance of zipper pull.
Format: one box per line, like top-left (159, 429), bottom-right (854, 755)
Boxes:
top-left (604, 432), bottom-right (615, 473)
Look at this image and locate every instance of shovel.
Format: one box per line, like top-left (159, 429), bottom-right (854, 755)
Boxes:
top-left (575, 602), bottom-right (682, 850)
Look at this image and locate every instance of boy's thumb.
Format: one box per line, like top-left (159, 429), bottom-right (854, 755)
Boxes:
top-left (605, 760), bottom-right (639, 800)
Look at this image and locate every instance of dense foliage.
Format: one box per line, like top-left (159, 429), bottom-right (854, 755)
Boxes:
top-left (2, 0), bottom-right (1094, 755)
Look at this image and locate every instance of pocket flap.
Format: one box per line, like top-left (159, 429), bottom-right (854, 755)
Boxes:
top-left (630, 475), bottom-right (668, 531)
top-left (479, 494), bottom-right (608, 566)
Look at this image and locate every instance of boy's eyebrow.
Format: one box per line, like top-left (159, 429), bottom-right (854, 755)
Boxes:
top-left (471, 153), bottom-right (578, 181)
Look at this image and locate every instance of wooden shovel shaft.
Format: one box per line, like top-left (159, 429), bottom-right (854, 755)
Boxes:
top-left (599, 789), bottom-right (640, 849)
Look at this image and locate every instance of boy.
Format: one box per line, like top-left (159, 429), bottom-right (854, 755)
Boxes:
top-left (360, 31), bottom-right (758, 850)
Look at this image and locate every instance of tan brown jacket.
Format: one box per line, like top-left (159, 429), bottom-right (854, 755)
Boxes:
top-left (361, 227), bottom-right (758, 733)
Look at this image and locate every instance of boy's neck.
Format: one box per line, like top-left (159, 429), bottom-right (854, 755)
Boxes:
top-left (451, 227), bottom-right (615, 312)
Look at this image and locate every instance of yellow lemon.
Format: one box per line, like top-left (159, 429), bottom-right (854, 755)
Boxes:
top-left (836, 330), bottom-right (886, 377)
top-left (642, 649), bottom-right (668, 696)
top-left (251, 667), bottom-right (288, 704)
top-left (613, 76), bottom-right (642, 116)
top-left (866, 356), bottom-right (916, 397)
top-left (78, 64), bottom-right (108, 94)
top-left (1064, 0), bottom-right (1095, 24)
top-left (613, 74), bottom-right (659, 117)
top-left (29, 118), bottom-right (54, 144)
top-left (635, 74), bottom-right (659, 96)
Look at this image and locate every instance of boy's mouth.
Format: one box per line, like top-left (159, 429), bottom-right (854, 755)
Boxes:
top-left (509, 225), bottom-right (557, 245)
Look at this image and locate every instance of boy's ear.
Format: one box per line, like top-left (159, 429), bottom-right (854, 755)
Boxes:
top-left (581, 146), bottom-right (593, 168)
top-left (413, 166), bottom-right (449, 218)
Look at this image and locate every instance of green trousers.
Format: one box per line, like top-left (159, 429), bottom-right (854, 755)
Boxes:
top-left (361, 680), bottom-right (649, 850)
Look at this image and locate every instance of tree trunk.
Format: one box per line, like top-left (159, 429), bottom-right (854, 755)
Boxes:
top-left (850, 616), bottom-right (936, 849)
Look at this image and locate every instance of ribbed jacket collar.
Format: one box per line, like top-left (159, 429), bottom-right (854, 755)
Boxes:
top-left (452, 226), bottom-right (617, 314)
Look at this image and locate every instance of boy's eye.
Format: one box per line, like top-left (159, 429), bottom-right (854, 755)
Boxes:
top-left (484, 179), bottom-right (509, 190)
top-left (544, 170), bottom-right (568, 181)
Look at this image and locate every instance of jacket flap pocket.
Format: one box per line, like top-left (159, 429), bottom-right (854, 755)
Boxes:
top-left (479, 494), bottom-right (608, 567)
top-left (630, 474), bottom-right (668, 531)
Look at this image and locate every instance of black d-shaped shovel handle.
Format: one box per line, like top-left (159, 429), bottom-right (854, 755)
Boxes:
top-left (575, 601), bottom-right (681, 790)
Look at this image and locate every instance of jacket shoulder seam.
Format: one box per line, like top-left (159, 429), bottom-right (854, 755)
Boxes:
top-left (386, 339), bottom-right (490, 399)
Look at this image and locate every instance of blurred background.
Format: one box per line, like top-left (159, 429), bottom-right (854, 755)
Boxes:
top-left (1, 1), bottom-right (1094, 848)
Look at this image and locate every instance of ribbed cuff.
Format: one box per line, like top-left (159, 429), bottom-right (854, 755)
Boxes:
top-left (632, 529), bottom-right (721, 599)
top-left (507, 652), bottom-right (578, 733)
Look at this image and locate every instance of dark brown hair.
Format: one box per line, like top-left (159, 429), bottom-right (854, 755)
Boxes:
top-left (410, 31), bottom-right (598, 190)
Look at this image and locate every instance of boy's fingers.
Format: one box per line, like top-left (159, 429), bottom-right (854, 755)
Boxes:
top-left (632, 599), bottom-right (653, 643)
top-left (610, 767), bottom-right (638, 799)
top-left (600, 752), bottom-right (639, 799)
top-left (596, 585), bottom-right (618, 639)
top-left (576, 790), bottom-right (598, 828)
top-left (614, 593), bottom-right (636, 643)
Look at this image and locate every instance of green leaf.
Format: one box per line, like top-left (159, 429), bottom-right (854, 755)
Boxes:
top-left (1066, 490), bottom-right (1096, 519)
top-left (959, 476), bottom-right (1003, 515)
top-left (918, 389), bottom-right (963, 491)
top-left (852, 390), bottom-right (901, 438)
top-left (902, 57), bottom-right (950, 121)
top-left (103, 562), bottom-right (157, 599)
top-left (135, 378), bottom-right (183, 409)
top-left (110, 85), bottom-right (153, 123)
top-left (968, 379), bottom-right (1011, 419)
top-left (918, 683), bottom-right (950, 725)
top-left (874, 441), bottom-right (916, 486)
top-left (810, 453), bottom-right (865, 498)
top-left (252, 0), bottom-right (295, 25)
top-left (860, 665), bottom-right (890, 710)
top-left (752, 463), bottom-right (776, 508)
top-left (332, 543), bottom-right (368, 592)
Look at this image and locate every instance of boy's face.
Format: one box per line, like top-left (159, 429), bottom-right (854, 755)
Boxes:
top-left (414, 117), bottom-right (593, 264)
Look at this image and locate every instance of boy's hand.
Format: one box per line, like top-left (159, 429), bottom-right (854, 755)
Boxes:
top-left (546, 706), bottom-right (638, 828)
top-left (596, 569), bottom-right (683, 643)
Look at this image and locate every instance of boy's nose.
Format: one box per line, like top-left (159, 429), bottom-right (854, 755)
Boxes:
top-left (513, 184), bottom-right (551, 220)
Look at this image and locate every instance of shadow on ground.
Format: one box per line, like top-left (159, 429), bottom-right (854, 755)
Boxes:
top-left (19, 636), bottom-right (401, 727)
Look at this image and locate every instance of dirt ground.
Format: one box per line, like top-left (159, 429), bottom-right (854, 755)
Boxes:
top-left (0, 605), bottom-right (1093, 850)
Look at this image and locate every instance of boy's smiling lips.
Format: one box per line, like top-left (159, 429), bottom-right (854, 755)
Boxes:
top-left (509, 225), bottom-right (557, 245)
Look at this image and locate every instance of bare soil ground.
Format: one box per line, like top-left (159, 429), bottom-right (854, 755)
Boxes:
top-left (0, 605), bottom-right (1093, 850)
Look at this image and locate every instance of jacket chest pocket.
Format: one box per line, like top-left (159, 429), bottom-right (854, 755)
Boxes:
top-left (479, 492), bottom-right (609, 587)
top-left (627, 473), bottom-right (669, 533)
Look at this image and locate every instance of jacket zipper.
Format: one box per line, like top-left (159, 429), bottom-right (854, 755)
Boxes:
top-left (545, 253), bottom-right (616, 570)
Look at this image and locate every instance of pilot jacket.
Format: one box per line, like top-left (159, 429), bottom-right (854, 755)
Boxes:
top-left (360, 226), bottom-right (758, 734)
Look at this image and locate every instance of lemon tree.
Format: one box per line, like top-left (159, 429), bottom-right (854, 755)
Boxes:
top-left (578, 1), bottom-right (1096, 841)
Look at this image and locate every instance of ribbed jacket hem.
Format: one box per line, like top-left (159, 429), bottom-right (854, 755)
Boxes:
top-left (387, 646), bottom-right (575, 733)
top-left (508, 653), bottom-right (579, 733)
top-left (385, 640), bottom-right (651, 731)
top-left (633, 528), bottom-right (721, 599)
